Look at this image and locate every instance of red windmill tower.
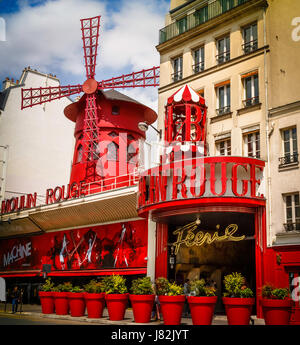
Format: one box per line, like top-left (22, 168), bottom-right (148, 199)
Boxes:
top-left (21, 15), bottom-right (159, 192)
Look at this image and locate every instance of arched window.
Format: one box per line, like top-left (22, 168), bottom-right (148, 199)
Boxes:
top-left (107, 142), bottom-right (119, 161)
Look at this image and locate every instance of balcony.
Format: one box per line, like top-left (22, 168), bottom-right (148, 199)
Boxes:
top-left (216, 51), bottom-right (230, 64)
top-left (243, 96), bottom-right (260, 108)
top-left (242, 39), bottom-right (258, 54)
top-left (159, 0), bottom-right (252, 44)
top-left (172, 71), bottom-right (183, 82)
top-left (216, 105), bottom-right (231, 116)
top-left (193, 61), bottom-right (205, 73)
top-left (284, 221), bottom-right (300, 232)
top-left (279, 153), bottom-right (299, 167)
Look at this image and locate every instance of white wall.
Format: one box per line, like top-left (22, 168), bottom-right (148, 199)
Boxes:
top-left (0, 69), bottom-right (75, 204)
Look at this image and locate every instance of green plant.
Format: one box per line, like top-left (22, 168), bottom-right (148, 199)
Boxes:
top-left (190, 279), bottom-right (217, 297)
top-left (41, 278), bottom-right (54, 292)
top-left (223, 272), bottom-right (254, 298)
top-left (103, 275), bottom-right (128, 294)
top-left (71, 285), bottom-right (84, 293)
top-left (155, 277), bottom-right (184, 296)
top-left (261, 284), bottom-right (289, 300)
top-left (53, 282), bottom-right (73, 292)
top-left (84, 279), bottom-right (105, 294)
top-left (130, 276), bottom-right (154, 295)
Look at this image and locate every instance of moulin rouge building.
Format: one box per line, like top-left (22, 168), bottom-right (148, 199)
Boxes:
top-left (1, 2), bottom-right (300, 324)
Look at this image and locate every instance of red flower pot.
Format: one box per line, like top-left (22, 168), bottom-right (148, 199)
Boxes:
top-left (39, 291), bottom-right (55, 314)
top-left (105, 294), bottom-right (128, 321)
top-left (188, 296), bottom-right (217, 325)
top-left (158, 295), bottom-right (186, 325)
top-left (222, 297), bottom-right (255, 325)
top-left (129, 294), bottom-right (155, 323)
top-left (53, 292), bottom-right (69, 315)
top-left (67, 292), bottom-right (86, 317)
top-left (84, 292), bottom-right (105, 318)
top-left (261, 298), bottom-right (293, 325)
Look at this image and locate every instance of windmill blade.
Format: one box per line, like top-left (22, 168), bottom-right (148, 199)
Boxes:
top-left (99, 66), bottom-right (160, 89)
top-left (82, 93), bottom-right (101, 163)
top-left (81, 15), bottom-right (101, 80)
top-left (21, 84), bottom-right (83, 109)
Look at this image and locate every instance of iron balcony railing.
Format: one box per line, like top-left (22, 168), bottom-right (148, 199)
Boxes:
top-left (243, 96), bottom-right (260, 107)
top-left (216, 51), bottom-right (230, 64)
top-left (242, 39), bottom-right (258, 54)
top-left (193, 61), bottom-right (205, 73)
top-left (216, 105), bottom-right (231, 116)
top-left (172, 71), bottom-right (183, 82)
top-left (279, 153), bottom-right (299, 167)
top-left (159, 0), bottom-right (252, 44)
top-left (284, 221), bottom-right (300, 232)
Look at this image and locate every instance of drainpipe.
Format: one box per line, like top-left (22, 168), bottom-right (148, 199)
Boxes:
top-left (263, 7), bottom-right (272, 248)
top-left (0, 145), bottom-right (9, 203)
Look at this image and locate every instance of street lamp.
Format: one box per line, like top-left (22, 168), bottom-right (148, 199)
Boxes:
top-left (138, 121), bottom-right (162, 139)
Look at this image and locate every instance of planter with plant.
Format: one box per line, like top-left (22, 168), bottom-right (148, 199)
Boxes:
top-left (39, 278), bottom-right (55, 314)
top-left (187, 279), bottom-right (217, 325)
top-left (222, 272), bottom-right (255, 325)
top-left (103, 275), bottom-right (128, 321)
top-left (260, 284), bottom-right (292, 325)
top-left (129, 276), bottom-right (155, 323)
top-left (83, 279), bottom-right (105, 318)
top-left (67, 285), bottom-right (86, 317)
top-left (156, 277), bottom-right (185, 325)
top-left (53, 282), bottom-right (72, 315)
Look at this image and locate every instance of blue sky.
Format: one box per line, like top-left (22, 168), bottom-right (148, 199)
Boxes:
top-left (0, 0), bottom-right (169, 113)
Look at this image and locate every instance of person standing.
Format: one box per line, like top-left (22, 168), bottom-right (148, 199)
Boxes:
top-left (11, 286), bottom-right (20, 313)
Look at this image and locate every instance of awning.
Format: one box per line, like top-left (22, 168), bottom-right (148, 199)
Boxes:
top-left (167, 84), bottom-right (205, 105)
top-left (0, 185), bottom-right (140, 237)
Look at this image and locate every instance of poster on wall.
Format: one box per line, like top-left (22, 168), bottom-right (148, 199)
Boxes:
top-left (0, 220), bottom-right (147, 272)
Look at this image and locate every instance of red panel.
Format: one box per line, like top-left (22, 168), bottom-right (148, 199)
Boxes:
top-left (155, 223), bottom-right (168, 279)
top-left (0, 220), bottom-right (147, 276)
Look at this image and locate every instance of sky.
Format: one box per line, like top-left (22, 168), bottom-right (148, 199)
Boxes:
top-left (0, 0), bottom-right (170, 137)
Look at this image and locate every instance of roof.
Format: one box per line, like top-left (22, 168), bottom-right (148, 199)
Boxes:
top-left (103, 89), bottom-right (143, 105)
top-left (167, 84), bottom-right (206, 105)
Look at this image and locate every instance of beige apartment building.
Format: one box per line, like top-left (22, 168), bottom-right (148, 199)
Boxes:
top-left (156, 0), bottom-right (300, 248)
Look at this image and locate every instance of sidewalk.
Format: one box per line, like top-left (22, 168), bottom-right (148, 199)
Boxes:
top-left (0, 302), bottom-right (265, 325)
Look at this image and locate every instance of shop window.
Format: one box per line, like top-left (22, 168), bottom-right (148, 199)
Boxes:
top-left (242, 72), bottom-right (259, 107)
top-left (193, 46), bottom-right (204, 73)
top-left (107, 142), bottom-right (119, 161)
top-left (279, 127), bottom-right (298, 167)
top-left (242, 22), bottom-right (258, 54)
top-left (112, 105), bottom-right (120, 115)
top-left (243, 131), bottom-right (260, 158)
top-left (216, 138), bottom-right (231, 156)
top-left (172, 56), bottom-right (183, 82)
top-left (216, 35), bottom-right (230, 64)
top-left (216, 82), bottom-right (231, 115)
top-left (284, 193), bottom-right (300, 231)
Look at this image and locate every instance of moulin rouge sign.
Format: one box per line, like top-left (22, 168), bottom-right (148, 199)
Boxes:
top-left (138, 155), bottom-right (266, 211)
top-left (1, 180), bottom-right (88, 215)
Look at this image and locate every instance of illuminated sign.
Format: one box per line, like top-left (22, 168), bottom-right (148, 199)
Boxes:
top-left (172, 221), bottom-right (245, 255)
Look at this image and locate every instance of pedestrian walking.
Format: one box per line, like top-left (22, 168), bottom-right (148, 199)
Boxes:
top-left (11, 286), bottom-right (20, 313)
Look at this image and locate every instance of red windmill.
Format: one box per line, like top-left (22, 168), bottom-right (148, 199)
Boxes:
top-left (21, 15), bottom-right (159, 188)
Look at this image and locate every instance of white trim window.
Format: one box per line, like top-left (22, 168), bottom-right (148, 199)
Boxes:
top-left (243, 22), bottom-right (258, 53)
top-left (243, 73), bottom-right (259, 107)
top-left (193, 46), bottom-right (204, 73)
top-left (280, 127), bottom-right (298, 166)
top-left (243, 131), bottom-right (260, 158)
top-left (216, 36), bottom-right (230, 64)
top-left (216, 138), bottom-right (231, 156)
top-left (172, 56), bottom-right (183, 82)
top-left (216, 83), bottom-right (231, 115)
top-left (284, 193), bottom-right (300, 231)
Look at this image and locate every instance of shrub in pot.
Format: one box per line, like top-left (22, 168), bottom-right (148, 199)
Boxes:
top-left (187, 279), bottom-right (217, 325)
top-left (260, 284), bottom-right (292, 325)
top-left (222, 272), bottom-right (255, 325)
top-left (53, 282), bottom-right (72, 315)
top-left (39, 278), bottom-right (55, 314)
top-left (156, 277), bottom-right (185, 325)
top-left (83, 279), bottom-right (105, 318)
top-left (103, 275), bottom-right (128, 321)
top-left (129, 276), bottom-right (155, 323)
top-left (67, 285), bottom-right (86, 317)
